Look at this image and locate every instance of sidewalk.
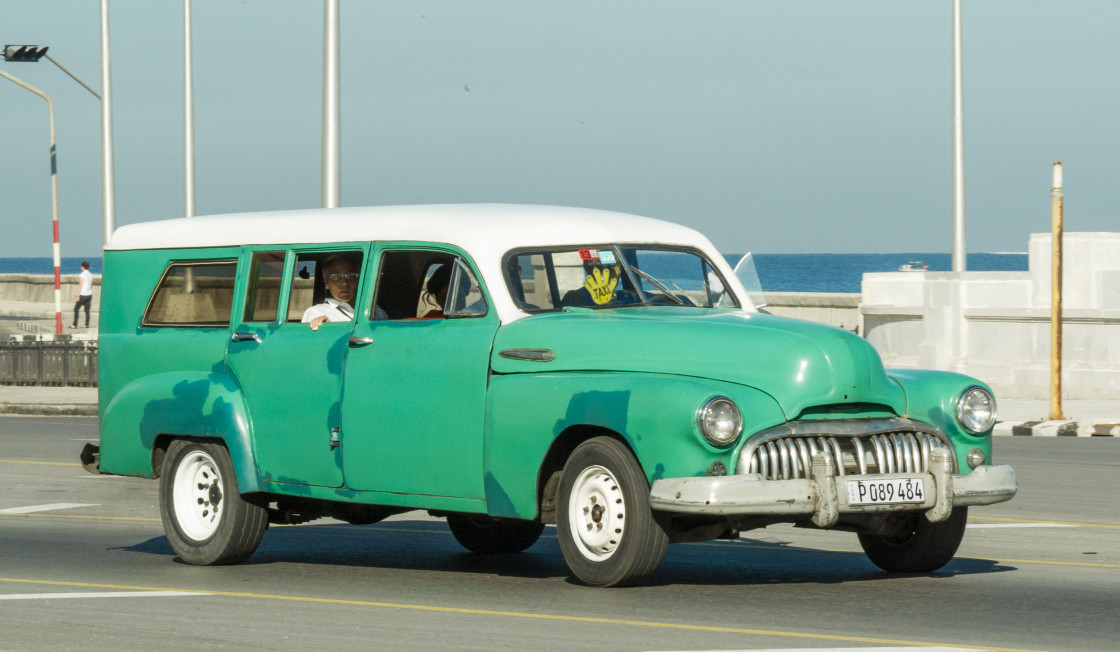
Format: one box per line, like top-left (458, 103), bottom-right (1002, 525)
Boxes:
top-left (0, 301), bottom-right (99, 341)
top-left (0, 383), bottom-right (1116, 435)
top-left (0, 385), bottom-right (99, 416)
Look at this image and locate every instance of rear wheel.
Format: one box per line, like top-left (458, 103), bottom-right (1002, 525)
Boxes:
top-left (556, 437), bottom-right (668, 587)
top-left (159, 439), bottom-right (268, 565)
top-left (446, 514), bottom-right (544, 553)
top-left (858, 507), bottom-right (968, 573)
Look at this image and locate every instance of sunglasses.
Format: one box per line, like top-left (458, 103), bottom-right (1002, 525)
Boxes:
top-left (327, 273), bottom-right (359, 282)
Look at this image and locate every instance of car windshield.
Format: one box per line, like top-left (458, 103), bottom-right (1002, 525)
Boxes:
top-left (504, 246), bottom-right (739, 312)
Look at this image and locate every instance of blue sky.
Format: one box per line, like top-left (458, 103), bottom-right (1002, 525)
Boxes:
top-left (1, 1), bottom-right (1116, 257)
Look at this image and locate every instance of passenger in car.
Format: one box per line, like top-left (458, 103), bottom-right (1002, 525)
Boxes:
top-left (420, 264), bottom-right (451, 319)
top-left (303, 253), bottom-right (360, 330)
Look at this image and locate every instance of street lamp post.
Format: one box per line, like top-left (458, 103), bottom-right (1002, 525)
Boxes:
top-left (3, 44), bottom-right (106, 335)
top-left (0, 66), bottom-right (64, 334)
top-left (322, 0), bottom-right (341, 208)
top-left (950, 0), bottom-right (967, 272)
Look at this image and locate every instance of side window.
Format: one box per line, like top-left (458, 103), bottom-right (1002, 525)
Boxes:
top-left (445, 259), bottom-right (488, 317)
top-left (287, 255), bottom-right (319, 322)
top-left (286, 251), bottom-right (364, 323)
top-left (505, 253), bottom-right (556, 311)
top-left (143, 260), bottom-right (237, 327)
top-left (373, 249), bottom-right (486, 320)
top-left (243, 251), bottom-right (286, 322)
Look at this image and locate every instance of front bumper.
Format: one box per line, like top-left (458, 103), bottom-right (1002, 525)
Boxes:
top-left (649, 448), bottom-right (1016, 527)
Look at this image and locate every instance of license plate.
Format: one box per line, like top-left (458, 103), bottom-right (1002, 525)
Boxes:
top-left (846, 477), bottom-right (926, 506)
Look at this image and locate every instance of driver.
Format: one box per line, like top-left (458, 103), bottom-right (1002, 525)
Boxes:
top-left (303, 253), bottom-right (360, 330)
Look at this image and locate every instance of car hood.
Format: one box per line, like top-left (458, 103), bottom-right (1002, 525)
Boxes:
top-left (490, 307), bottom-right (905, 420)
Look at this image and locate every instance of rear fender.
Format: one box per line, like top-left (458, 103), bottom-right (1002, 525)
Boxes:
top-left (99, 370), bottom-right (260, 492)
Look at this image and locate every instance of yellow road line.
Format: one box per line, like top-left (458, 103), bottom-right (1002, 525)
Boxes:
top-left (0, 576), bottom-right (1045, 652)
top-left (987, 558), bottom-right (1120, 569)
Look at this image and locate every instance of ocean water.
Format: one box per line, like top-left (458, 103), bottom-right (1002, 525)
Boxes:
top-left (741, 252), bottom-right (1029, 293)
top-left (0, 253), bottom-right (1028, 294)
top-left (0, 257), bottom-right (103, 276)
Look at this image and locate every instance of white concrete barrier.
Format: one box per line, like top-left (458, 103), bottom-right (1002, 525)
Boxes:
top-left (762, 292), bottom-right (861, 332)
top-left (0, 273), bottom-right (101, 306)
top-left (860, 233), bottom-right (1120, 400)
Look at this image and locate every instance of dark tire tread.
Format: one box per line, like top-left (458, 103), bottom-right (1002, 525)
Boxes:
top-left (556, 437), bottom-right (669, 587)
top-left (858, 507), bottom-right (969, 573)
top-left (159, 439), bottom-right (267, 566)
top-left (447, 514), bottom-right (544, 554)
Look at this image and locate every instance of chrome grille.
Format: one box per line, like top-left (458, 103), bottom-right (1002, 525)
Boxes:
top-left (741, 431), bottom-right (948, 481)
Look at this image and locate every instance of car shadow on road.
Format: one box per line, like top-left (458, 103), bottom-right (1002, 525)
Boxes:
top-left (119, 518), bottom-right (1017, 587)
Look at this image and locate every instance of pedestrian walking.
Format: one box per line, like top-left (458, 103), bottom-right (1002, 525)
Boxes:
top-left (71, 261), bottom-right (94, 329)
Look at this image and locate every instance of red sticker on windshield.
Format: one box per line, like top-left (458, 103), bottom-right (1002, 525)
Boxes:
top-left (579, 248), bottom-right (599, 261)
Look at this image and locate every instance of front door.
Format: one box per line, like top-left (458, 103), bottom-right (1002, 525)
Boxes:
top-left (226, 246), bottom-right (369, 488)
top-left (340, 246), bottom-right (497, 503)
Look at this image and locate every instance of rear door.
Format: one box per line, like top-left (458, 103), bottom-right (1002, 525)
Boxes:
top-left (339, 244), bottom-right (497, 504)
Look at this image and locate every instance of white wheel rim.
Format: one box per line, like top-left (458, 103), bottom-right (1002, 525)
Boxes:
top-left (172, 449), bottom-right (224, 541)
top-left (567, 464), bottom-right (626, 561)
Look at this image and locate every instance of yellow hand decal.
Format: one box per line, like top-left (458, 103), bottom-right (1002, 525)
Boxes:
top-left (584, 266), bottom-right (620, 305)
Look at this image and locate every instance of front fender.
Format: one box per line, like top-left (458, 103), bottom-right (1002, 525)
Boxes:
top-left (99, 370), bottom-right (260, 492)
top-left (888, 368), bottom-right (995, 467)
top-left (483, 371), bottom-right (786, 519)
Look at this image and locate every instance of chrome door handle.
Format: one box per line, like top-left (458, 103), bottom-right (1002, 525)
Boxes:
top-left (231, 331), bottom-right (260, 343)
top-left (348, 336), bottom-right (374, 348)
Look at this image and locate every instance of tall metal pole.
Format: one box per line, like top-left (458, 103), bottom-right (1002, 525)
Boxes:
top-left (0, 70), bottom-right (63, 334)
top-left (322, 0), bottom-right (341, 208)
top-left (100, 0), bottom-right (117, 245)
top-left (184, 0), bottom-right (195, 217)
top-left (951, 0), bottom-right (967, 272)
top-left (1048, 162), bottom-right (1064, 421)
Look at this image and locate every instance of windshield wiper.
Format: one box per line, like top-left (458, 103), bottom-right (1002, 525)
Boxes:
top-left (629, 266), bottom-right (685, 306)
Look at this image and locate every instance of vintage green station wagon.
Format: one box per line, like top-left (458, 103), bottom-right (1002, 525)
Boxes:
top-left (81, 204), bottom-right (1016, 587)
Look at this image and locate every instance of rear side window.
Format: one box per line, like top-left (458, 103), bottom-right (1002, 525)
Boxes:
top-left (143, 260), bottom-right (238, 327)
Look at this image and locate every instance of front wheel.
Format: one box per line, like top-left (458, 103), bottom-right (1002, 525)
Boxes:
top-left (159, 439), bottom-right (268, 565)
top-left (858, 507), bottom-right (968, 573)
top-left (446, 514), bottom-right (544, 553)
top-left (556, 437), bottom-right (668, 587)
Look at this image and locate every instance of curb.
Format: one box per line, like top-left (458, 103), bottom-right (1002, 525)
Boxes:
top-left (993, 420), bottom-right (1120, 437)
top-left (0, 403), bottom-right (98, 417)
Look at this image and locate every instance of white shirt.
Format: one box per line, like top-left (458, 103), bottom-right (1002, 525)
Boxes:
top-left (78, 269), bottom-right (94, 296)
top-left (301, 297), bottom-right (354, 324)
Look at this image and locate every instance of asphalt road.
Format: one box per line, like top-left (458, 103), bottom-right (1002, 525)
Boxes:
top-left (1, 416), bottom-right (1117, 652)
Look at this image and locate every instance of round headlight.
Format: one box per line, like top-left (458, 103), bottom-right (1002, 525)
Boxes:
top-left (698, 397), bottom-right (742, 447)
top-left (956, 386), bottom-right (997, 434)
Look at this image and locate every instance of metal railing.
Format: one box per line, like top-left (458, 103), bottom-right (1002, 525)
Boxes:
top-left (0, 340), bottom-right (97, 386)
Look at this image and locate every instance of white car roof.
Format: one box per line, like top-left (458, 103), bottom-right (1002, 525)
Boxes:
top-left (106, 204), bottom-right (753, 323)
